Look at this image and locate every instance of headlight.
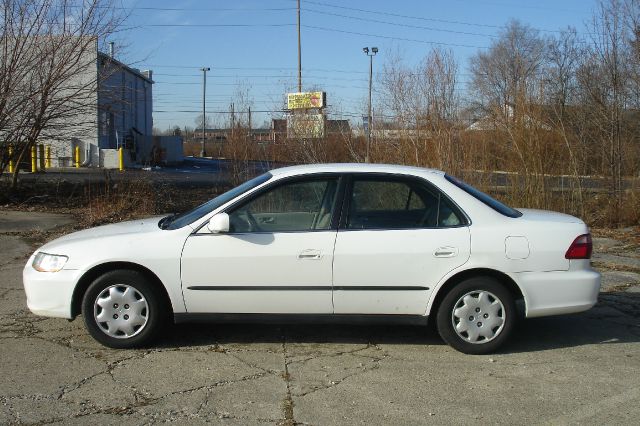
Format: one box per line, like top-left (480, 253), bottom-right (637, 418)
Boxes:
top-left (32, 252), bottom-right (68, 272)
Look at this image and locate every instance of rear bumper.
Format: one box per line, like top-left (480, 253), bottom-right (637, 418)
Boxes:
top-left (23, 261), bottom-right (80, 319)
top-left (514, 269), bottom-right (601, 318)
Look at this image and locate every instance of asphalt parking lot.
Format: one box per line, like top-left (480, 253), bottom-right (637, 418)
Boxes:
top-left (1, 211), bottom-right (639, 425)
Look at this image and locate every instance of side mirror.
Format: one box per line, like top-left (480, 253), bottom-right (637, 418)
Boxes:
top-left (207, 213), bottom-right (230, 233)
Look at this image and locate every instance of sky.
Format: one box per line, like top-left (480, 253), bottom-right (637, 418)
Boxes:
top-left (113, 0), bottom-right (601, 130)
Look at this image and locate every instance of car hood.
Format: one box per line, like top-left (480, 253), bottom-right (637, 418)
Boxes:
top-left (517, 208), bottom-right (584, 224)
top-left (39, 216), bottom-right (167, 252)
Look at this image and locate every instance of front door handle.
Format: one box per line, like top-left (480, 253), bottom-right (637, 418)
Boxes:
top-left (434, 247), bottom-right (458, 258)
top-left (298, 249), bottom-right (322, 260)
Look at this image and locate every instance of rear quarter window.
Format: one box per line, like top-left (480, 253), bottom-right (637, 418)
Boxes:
top-left (445, 174), bottom-right (522, 218)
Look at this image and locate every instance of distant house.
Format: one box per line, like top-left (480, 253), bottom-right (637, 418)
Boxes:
top-left (464, 104), bottom-right (552, 132)
top-left (251, 128), bottom-right (272, 143)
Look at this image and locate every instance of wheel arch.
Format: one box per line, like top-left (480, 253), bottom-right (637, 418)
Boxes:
top-left (428, 268), bottom-right (525, 317)
top-left (71, 262), bottom-right (173, 319)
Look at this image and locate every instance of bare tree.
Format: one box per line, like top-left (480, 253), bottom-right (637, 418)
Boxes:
top-left (193, 114), bottom-right (213, 130)
top-left (544, 28), bottom-right (588, 214)
top-left (420, 48), bottom-right (459, 171)
top-left (467, 20), bottom-right (553, 206)
top-left (469, 20), bottom-right (546, 123)
top-left (578, 0), bottom-right (635, 221)
top-left (378, 47), bottom-right (460, 170)
top-left (0, 0), bottom-right (124, 188)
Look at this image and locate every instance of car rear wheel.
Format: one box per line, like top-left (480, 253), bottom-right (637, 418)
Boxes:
top-left (436, 277), bottom-right (516, 354)
top-left (82, 270), bottom-right (165, 348)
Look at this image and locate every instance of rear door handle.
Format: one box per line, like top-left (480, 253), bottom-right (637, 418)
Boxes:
top-left (434, 247), bottom-right (458, 258)
top-left (298, 249), bottom-right (322, 260)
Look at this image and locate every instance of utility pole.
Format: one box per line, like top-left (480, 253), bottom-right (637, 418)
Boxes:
top-left (363, 47), bottom-right (378, 163)
top-left (248, 106), bottom-right (252, 140)
top-left (297, 0), bottom-right (302, 92)
top-left (200, 67), bottom-right (210, 157)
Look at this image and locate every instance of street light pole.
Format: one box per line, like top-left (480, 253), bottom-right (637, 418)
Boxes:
top-left (363, 47), bottom-right (378, 163)
top-left (200, 67), bottom-right (210, 158)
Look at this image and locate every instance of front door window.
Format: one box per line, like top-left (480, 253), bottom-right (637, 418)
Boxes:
top-left (228, 178), bottom-right (339, 233)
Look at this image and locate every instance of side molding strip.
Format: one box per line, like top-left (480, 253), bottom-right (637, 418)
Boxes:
top-left (186, 285), bottom-right (430, 291)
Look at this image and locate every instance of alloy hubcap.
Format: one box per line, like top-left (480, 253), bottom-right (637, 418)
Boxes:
top-left (451, 290), bottom-right (505, 344)
top-left (94, 284), bottom-right (149, 339)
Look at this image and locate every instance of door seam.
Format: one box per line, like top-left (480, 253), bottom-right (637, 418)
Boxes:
top-left (330, 230), bottom-right (339, 312)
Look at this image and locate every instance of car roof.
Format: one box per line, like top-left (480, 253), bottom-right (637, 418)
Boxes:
top-left (269, 163), bottom-right (445, 178)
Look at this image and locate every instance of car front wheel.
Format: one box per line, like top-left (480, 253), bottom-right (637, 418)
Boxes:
top-left (436, 277), bottom-right (516, 354)
top-left (82, 270), bottom-right (165, 348)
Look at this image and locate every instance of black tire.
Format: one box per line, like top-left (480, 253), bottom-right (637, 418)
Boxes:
top-left (82, 269), bottom-right (166, 349)
top-left (436, 277), bottom-right (516, 355)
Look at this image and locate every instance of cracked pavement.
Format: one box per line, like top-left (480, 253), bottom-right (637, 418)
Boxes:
top-left (1, 212), bottom-right (639, 425)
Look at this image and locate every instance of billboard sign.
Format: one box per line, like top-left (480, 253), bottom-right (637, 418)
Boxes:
top-left (287, 91), bottom-right (326, 110)
top-left (287, 113), bottom-right (325, 139)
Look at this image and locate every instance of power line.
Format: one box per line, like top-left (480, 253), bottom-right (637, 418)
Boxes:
top-left (151, 66), bottom-right (476, 77)
top-left (154, 80), bottom-right (371, 90)
top-left (154, 81), bottom-right (289, 86)
top-left (114, 0), bottom-right (580, 36)
top-left (127, 6), bottom-right (296, 12)
top-left (153, 81), bottom-right (372, 89)
top-left (68, 4), bottom-right (297, 12)
top-left (149, 64), bottom-right (370, 74)
top-left (147, 65), bottom-right (297, 70)
top-left (153, 99), bottom-right (281, 105)
top-left (303, 8), bottom-right (496, 39)
top-left (138, 23), bottom-right (295, 28)
top-left (303, 25), bottom-right (487, 49)
top-left (446, 0), bottom-right (583, 13)
top-left (128, 21), bottom-right (488, 49)
top-left (154, 73), bottom-right (369, 82)
top-left (153, 70), bottom-right (474, 80)
top-left (154, 92), bottom-right (285, 97)
top-left (123, 19), bottom-right (489, 48)
top-left (299, 0), bottom-right (577, 34)
top-left (154, 109), bottom-right (284, 114)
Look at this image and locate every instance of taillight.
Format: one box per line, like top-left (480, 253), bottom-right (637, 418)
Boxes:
top-left (565, 234), bottom-right (593, 259)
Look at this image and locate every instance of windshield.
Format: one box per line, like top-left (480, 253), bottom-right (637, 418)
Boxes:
top-left (161, 172), bottom-right (272, 230)
top-left (445, 174), bottom-right (522, 218)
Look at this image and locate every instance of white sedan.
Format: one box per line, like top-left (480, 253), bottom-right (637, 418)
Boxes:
top-left (23, 164), bottom-right (600, 354)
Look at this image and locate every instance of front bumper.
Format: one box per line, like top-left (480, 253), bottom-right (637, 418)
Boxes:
top-left (515, 269), bottom-right (601, 318)
top-left (23, 260), bottom-right (81, 319)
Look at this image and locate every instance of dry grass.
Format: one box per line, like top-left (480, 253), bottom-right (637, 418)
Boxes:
top-left (0, 176), bottom-right (227, 231)
top-left (1, 160), bottom-right (638, 230)
top-left (83, 179), bottom-right (156, 226)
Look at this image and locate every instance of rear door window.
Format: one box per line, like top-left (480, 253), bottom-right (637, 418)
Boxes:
top-left (346, 177), bottom-right (464, 229)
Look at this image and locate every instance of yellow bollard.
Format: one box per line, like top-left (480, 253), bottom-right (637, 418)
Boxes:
top-left (8, 145), bottom-right (14, 173)
top-left (38, 144), bottom-right (45, 170)
top-left (45, 145), bottom-right (51, 168)
top-left (118, 147), bottom-right (124, 171)
top-left (31, 145), bottom-right (37, 172)
top-left (74, 145), bottom-right (80, 168)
